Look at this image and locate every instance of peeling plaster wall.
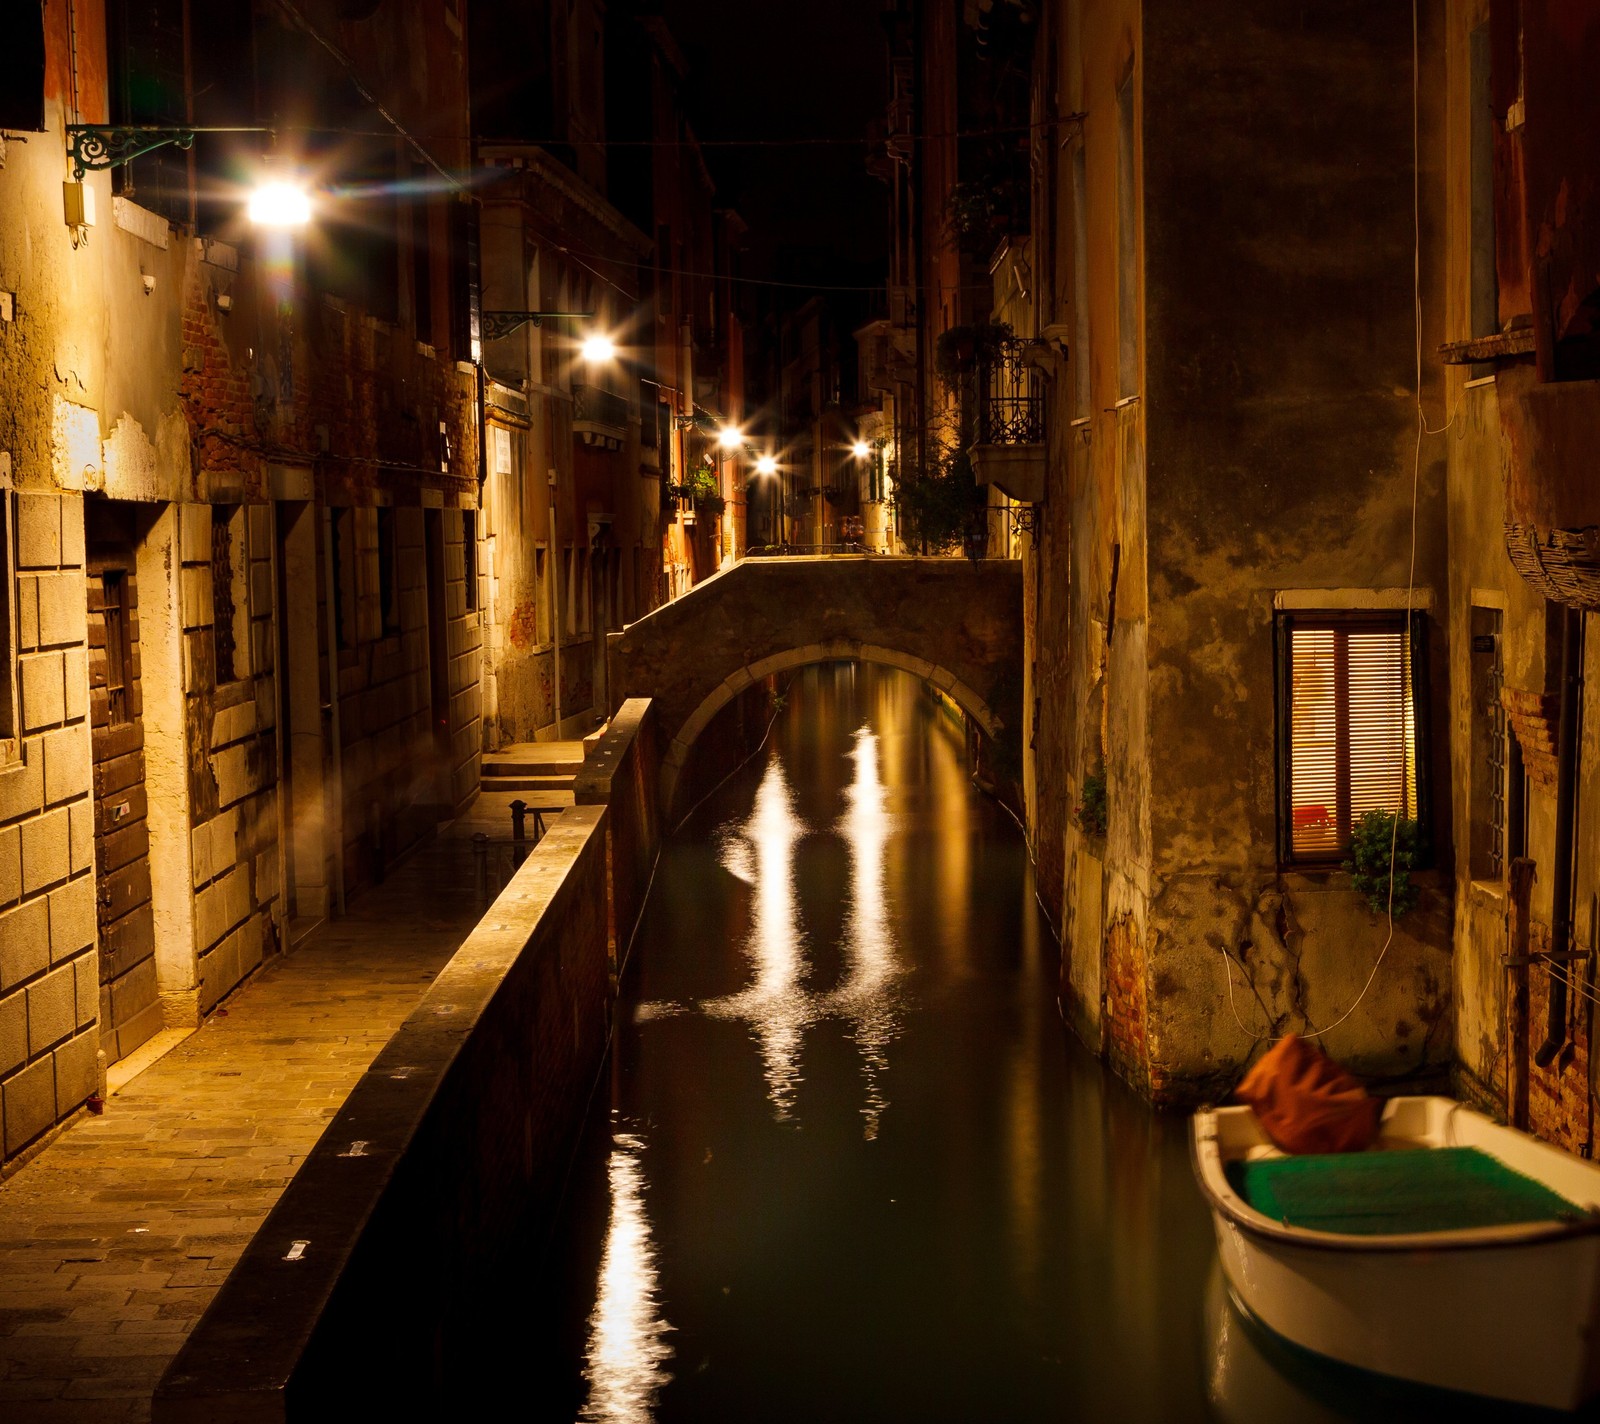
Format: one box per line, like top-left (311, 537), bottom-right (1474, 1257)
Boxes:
top-left (1033, 0), bottom-right (1456, 1101)
top-left (1134, 0), bottom-right (1454, 1098)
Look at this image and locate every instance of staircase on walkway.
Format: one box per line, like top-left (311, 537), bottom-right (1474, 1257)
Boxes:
top-left (479, 739), bottom-right (589, 811)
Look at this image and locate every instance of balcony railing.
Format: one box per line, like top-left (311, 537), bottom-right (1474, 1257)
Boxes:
top-left (976, 338), bottom-right (1044, 446)
top-left (574, 383), bottom-right (631, 432)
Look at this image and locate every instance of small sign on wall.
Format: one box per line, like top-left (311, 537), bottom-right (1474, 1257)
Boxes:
top-left (491, 425), bottom-right (513, 477)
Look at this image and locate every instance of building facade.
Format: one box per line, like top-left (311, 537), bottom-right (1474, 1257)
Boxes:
top-left (0, 0), bottom-right (754, 1169)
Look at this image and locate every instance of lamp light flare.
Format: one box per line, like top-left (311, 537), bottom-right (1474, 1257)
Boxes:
top-left (756, 455), bottom-right (779, 476)
top-left (247, 180), bottom-right (311, 228)
top-left (581, 333), bottom-right (618, 364)
top-left (852, 440), bottom-right (871, 459)
top-left (717, 425), bottom-right (743, 450)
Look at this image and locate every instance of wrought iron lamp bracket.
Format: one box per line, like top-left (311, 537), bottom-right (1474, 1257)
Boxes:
top-left (67, 125), bottom-right (196, 180)
top-left (1006, 503), bottom-right (1041, 538)
top-left (66, 125), bottom-right (278, 181)
top-left (482, 311), bottom-right (596, 341)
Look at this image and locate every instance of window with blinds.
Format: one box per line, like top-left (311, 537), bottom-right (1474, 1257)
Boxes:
top-left (1276, 613), bottom-right (1426, 862)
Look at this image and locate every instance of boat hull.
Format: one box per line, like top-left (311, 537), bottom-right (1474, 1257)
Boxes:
top-left (1212, 1209), bottom-right (1600, 1410)
top-left (1195, 1097), bottom-right (1600, 1411)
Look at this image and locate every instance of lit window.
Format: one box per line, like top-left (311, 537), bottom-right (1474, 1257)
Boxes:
top-left (1276, 613), bottom-right (1427, 862)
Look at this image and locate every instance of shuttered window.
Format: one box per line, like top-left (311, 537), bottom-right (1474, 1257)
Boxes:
top-left (1276, 613), bottom-right (1428, 863)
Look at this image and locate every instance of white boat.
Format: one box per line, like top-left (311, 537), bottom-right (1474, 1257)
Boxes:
top-left (1192, 1095), bottom-right (1600, 1411)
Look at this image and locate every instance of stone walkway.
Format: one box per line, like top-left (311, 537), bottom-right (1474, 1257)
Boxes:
top-left (0, 829), bottom-right (492, 1422)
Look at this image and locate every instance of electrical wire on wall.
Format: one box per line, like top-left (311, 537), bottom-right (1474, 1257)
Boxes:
top-left (1220, 0), bottom-right (1443, 1048)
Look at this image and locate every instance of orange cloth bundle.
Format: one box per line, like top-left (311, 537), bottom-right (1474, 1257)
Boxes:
top-left (1234, 1034), bottom-right (1382, 1155)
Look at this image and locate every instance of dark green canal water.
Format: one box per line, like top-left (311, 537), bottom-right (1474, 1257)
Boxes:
top-left (528, 663), bottom-right (1547, 1423)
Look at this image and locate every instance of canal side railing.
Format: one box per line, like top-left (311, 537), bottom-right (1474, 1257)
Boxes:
top-left (153, 703), bottom-right (663, 1422)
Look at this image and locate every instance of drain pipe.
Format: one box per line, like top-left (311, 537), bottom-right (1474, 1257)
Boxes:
top-left (1535, 607), bottom-right (1583, 1069)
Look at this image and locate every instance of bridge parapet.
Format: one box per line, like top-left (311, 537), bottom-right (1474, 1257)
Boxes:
top-left (608, 556), bottom-right (1023, 816)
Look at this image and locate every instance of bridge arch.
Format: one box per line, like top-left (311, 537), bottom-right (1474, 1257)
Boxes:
top-left (606, 555), bottom-right (1023, 821)
top-left (661, 638), bottom-right (1002, 816)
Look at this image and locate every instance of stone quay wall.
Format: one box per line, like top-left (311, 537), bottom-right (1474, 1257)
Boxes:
top-left (152, 708), bottom-right (666, 1420)
top-left (573, 697), bottom-right (660, 979)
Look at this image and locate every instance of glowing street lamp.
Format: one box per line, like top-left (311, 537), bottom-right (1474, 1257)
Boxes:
top-left (247, 178), bottom-right (312, 228)
top-left (755, 454), bottom-right (779, 477)
top-left (851, 440), bottom-right (871, 459)
top-left (580, 333), bottom-right (618, 364)
top-left (717, 425), bottom-right (744, 451)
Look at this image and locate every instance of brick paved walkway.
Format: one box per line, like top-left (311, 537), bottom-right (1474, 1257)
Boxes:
top-left (0, 831), bottom-right (490, 1422)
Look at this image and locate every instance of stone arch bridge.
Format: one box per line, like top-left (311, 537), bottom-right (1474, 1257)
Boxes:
top-left (607, 556), bottom-right (1023, 816)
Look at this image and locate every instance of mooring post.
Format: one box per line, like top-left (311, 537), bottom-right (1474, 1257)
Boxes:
top-left (473, 832), bottom-right (489, 908)
top-left (1507, 856), bottom-right (1536, 1131)
top-left (510, 799), bottom-right (528, 868)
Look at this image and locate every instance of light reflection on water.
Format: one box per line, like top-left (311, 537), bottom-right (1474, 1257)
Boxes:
top-left (667, 724), bottom-right (905, 1136)
top-left (824, 727), bottom-right (904, 1140)
top-left (577, 1135), bottom-right (673, 1424)
top-left (701, 756), bottom-right (815, 1119)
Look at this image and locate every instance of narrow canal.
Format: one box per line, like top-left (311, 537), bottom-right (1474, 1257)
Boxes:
top-left (526, 663), bottom-right (1524, 1423)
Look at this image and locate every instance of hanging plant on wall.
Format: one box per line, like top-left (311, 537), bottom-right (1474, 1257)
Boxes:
top-left (688, 462), bottom-right (725, 516)
top-left (1343, 810), bottom-right (1421, 917)
top-left (1074, 762), bottom-right (1109, 840)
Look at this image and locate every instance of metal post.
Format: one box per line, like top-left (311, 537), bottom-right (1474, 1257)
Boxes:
top-left (510, 798), bottom-right (528, 869)
top-left (1507, 856), bottom-right (1535, 1131)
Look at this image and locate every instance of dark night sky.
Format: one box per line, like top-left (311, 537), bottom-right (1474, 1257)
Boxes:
top-left (654, 0), bottom-right (889, 296)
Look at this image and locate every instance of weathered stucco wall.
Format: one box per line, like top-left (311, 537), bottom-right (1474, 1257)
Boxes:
top-left (1134, 0), bottom-right (1454, 1096)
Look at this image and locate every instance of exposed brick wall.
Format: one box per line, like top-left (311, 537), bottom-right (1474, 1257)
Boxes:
top-left (1526, 921), bottom-right (1594, 1155)
top-left (0, 492), bottom-right (100, 1159)
top-left (1502, 688), bottom-right (1559, 792)
top-left (178, 266), bottom-right (262, 494)
top-left (1103, 911), bottom-right (1149, 1094)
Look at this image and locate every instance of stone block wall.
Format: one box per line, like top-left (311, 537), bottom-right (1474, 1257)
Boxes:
top-left (0, 491), bottom-right (100, 1159)
top-left (333, 504), bottom-right (430, 885)
top-left (179, 504), bottom-right (281, 1014)
top-left (443, 506), bottom-right (483, 810)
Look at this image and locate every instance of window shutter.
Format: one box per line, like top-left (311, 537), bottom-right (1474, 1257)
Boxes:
top-left (0, 3), bottom-right (46, 132)
top-left (451, 200), bottom-right (482, 365)
top-left (1281, 614), bottom-right (1421, 861)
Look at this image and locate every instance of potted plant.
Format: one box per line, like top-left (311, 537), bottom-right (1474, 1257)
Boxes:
top-left (1343, 810), bottom-right (1421, 917)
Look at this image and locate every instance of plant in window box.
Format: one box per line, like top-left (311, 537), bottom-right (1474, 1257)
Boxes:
top-left (1343, 810), bottom-right (1422, 917)
top-left (688, 463), bottom-right (725, 516)
top-left (1074, 763), bottom-right (1109, 841)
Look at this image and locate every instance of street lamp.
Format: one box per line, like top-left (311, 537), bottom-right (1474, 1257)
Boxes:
top-left (851, 440), bottom-right (871, 459)
top-left (580, 333), bottom-right (618, 364)
top-left (717, 425), bottom-right (744, 451)
top-left (755, 454), bottom-right (779, 476)
top-left (247, 179), bottom-right (312, 228)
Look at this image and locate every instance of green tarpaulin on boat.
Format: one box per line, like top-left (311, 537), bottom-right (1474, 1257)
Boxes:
top-left (1225, 1146), bottom-right (1580, 1235)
